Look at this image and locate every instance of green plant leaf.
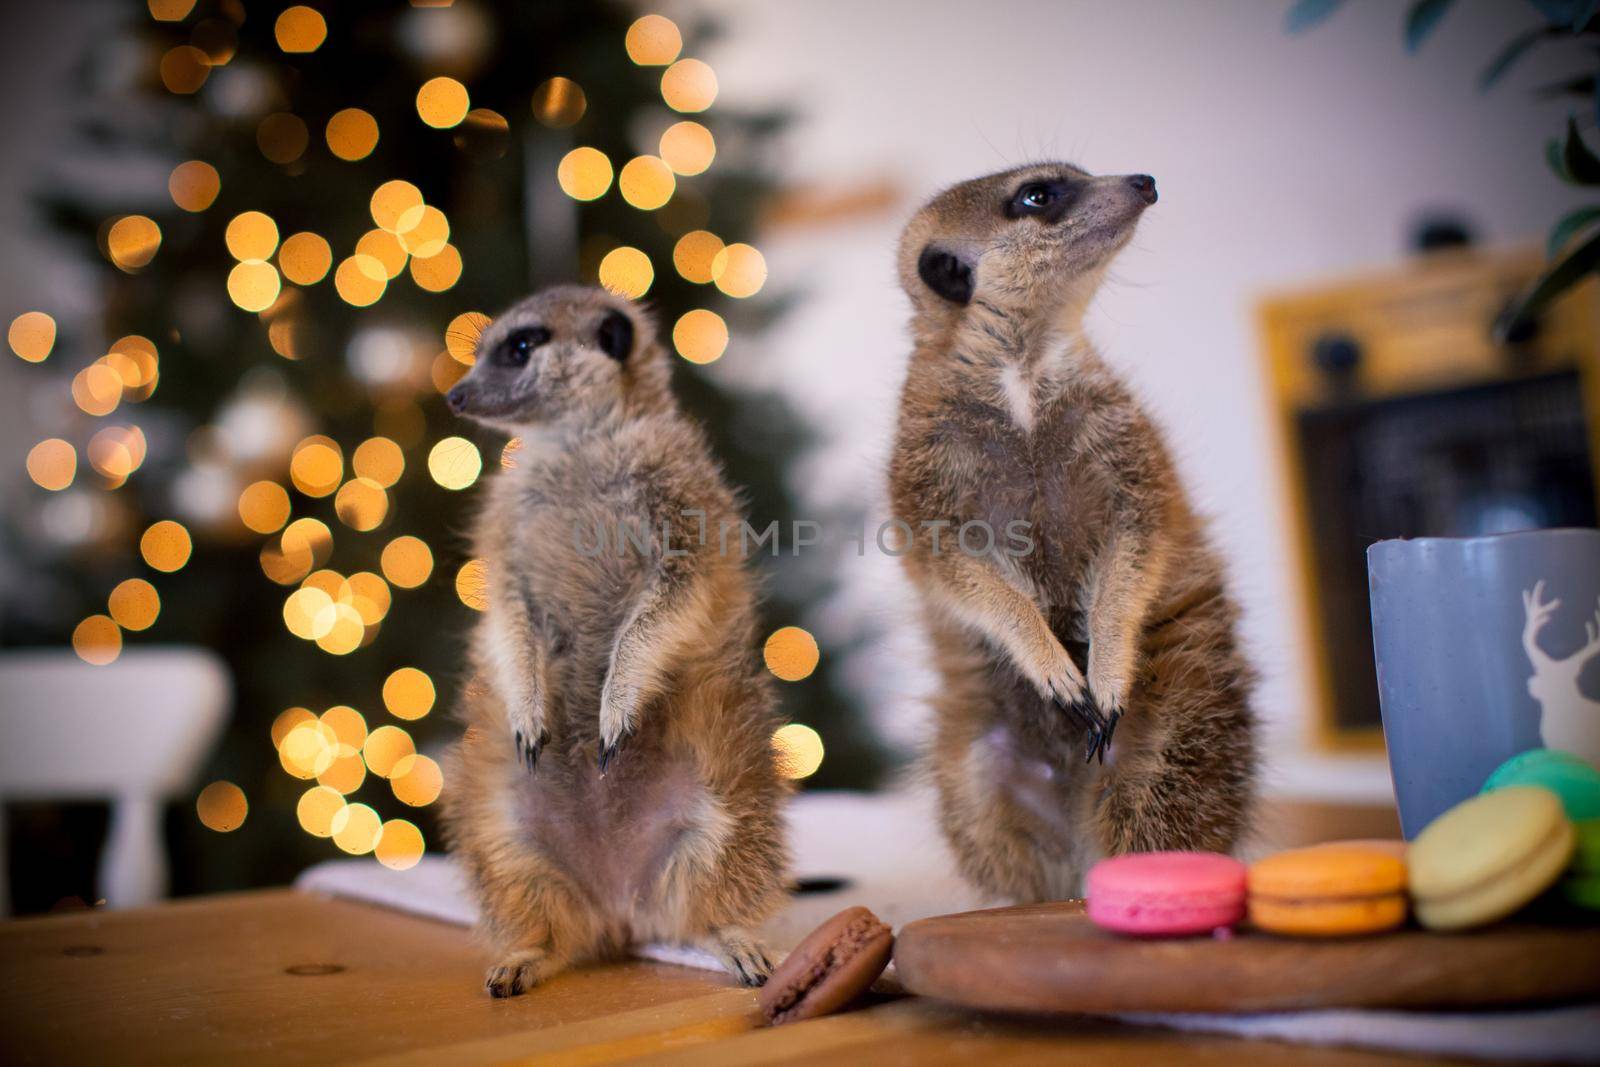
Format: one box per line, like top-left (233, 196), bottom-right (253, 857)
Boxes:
top-left (1285, 0), bottom-right (1346, 33)
top-left (1563, 115), bottom-right (1600, 181)
top-left (1548, 205), bottom-right (1600, 256)
top-left (1501, 229), bottom-right (1600, 338)
top-left (1405, 0), bottom-right (1457, 52)
top-left (1480, 27), bottom-right (1556, 89)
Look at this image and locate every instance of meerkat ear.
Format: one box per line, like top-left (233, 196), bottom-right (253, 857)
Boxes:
top-left (596, 310), bottom-right (635, 362)
top-left (917, 245), bottom-right (973, 306)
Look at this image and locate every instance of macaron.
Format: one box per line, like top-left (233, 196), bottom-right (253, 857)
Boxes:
top-left (759, 906), bottom-right (893, 1025)
top-left (1086, 851), bottom-right (1247, 936)
top-left (1482, 748), bottom-right (1600, 821)
top-left (1247, 842), bottom-right (1408, 937)
top-left (1562, 818), bottom-right (1600, 912)
top-left (1409, 786), bottom-right (1576, 931)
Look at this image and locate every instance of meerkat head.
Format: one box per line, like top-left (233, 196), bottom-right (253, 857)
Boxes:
top-left (897, 163), bottom-right (1157, 329)
top-left (446, 285), bottom-right (671, 432)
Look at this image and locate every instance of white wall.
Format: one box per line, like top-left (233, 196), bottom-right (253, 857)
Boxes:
top-left (696, 0), bottom-right (1584, 797)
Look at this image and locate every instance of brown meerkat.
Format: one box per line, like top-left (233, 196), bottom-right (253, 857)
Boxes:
top-left (440, 285), bottom-right (788, 997)
top-left (888, 164), bottom-right (1258, 903)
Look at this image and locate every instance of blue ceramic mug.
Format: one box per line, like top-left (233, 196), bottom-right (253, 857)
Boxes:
top-left (1367, 528), bottom-right (1600, 839)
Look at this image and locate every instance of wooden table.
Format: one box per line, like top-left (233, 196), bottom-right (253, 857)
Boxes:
top-left (0, 889), bottom-right (1485, 1066)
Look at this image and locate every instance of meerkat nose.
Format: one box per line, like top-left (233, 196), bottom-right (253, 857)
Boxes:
top-left (1127, 174), bottom-right (1157, 205)
top-left (447, 385), bottom-right (471, 413)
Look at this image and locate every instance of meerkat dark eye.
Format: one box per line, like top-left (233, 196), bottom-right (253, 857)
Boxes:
top-left (596, 310), bottom-right (634, 362)
top-left (491, 327), bottom-right (550, 368)
top-left (1008, 182), bottom-right (1060, 217)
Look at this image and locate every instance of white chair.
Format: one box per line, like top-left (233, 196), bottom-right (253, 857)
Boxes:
top-left (0, 647), bottom-right (229, 914)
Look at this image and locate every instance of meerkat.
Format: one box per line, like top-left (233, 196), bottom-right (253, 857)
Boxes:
top-left (888, 164), bottom-right (1258, 903)
top-left (440, 286), bottom-right (788, 997)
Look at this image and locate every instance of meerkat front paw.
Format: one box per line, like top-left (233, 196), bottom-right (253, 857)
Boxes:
top-left (705, 929), bottom-right (772, 987)
top-left (484, 950), bottom-right (561, 998)
top-left (1032, 647), bottom-right (1110, 757)
top-left (509, 702), bottom-right (549, 772)
top-left (596, 682), bottom-right (636, 776)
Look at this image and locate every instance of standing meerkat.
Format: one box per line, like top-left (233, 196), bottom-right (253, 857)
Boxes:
top-left (441, 286), bottom-right (787, 997)
top-left (888, 164), bottom-right (1257, 902)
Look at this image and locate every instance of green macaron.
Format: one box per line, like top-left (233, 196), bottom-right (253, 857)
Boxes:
top-left (1565, 818), bottom-right (1600, 911)
top-left (1481, 749), bottom-right (1600, 821)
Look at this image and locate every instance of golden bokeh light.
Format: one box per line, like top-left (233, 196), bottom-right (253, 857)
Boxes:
top-left (196, 781), bottom-right (248, 832)
top-left (108, 578), bottom-right (160, 631)
top-left (326, 108), bottom-right (379, 161)
top-left (141, 520), bottom-right (192, 572)
top-left (71, 363), bottom-right (123, 417)
top-left (370, 180), bottom-right (425, 232)
top-left (341, 571), bottom-right (391, 625)
top-left (431, 352), bottom-right (467, 393)
top-left (256, 112), bottom-right (309, 164)
top-left (557, 147), bottom-right (613, 201)
top-left (618, 155), bottom-right (675, 211)
top-left (417, 77), bottom-right (471, 128)
top-left (282, 586), bottom-right (334, 641)
top-left (168, 161), bottom-right (220, 212)
top-left (375, 818), bottom-right (425, 870)
top-left (192, 17), bottom-right (238, 64)
top-left (225, 211), bottom-right (279, 261)
top-left (672, 230), bottom-right (724, 285)
top-left (282, 516), bottom-right (334, 566)
top-left (302, 568), bottom-right (344, 600)
top-left (25, 438), bottom-right (75, 491)
top-left (455, 558), bottom-right (488, 611)
top-left (532, 76), bottom-right (586, 128)
top-left (331, 802), bottom-right (382, 855)
top-left (673, 309), bottom-right (729, 365)
top-left (318, 753), bottom-right (367, 795)
top-left (261, 543), bottom-right (312, 586)
top-left (383, 667), bottom-right (435, 720)
top-left (772, 723), bottom-right (825, 780)
top-left (320, 704), bottom-right (368, 753)
top-left (160, 45), bottom-right (211, 95)
top-left (712, 242), bottom-right (767, 298)
top-left (87, 425), bottom-right (147, 483)
top-left (8, 311), bottom-right (55, 362)
top-left (363, 725), bottom-right (415, 778)
top-left (297, 785), bottom-right (347, 836)
top-left (335, 255), bottom-right (388, 306)
top-left (290, 434), bottom-right (343, 496)
top-left (227, 261), bottom-right (282, 313)
top-left (501, 438), bottom-right (522, 468)
top-left (72, 615), bottom-right (121, 666)
top-left (334, 476), bottom-right (388, 531)
top-left (278, 231), bottom-right (332, 285)
top-left (353, 437), bottom-right (404, 487)
top-left (272, 706), bottom-right (317, 748)
top-left (397, 205), bottom-right (449, 258)
top-left (315, 601), bottom-right (366, 655)
top-left (428, 436), bottom-right (481, 490)
top-left (356, 229), bottom-right (409, 280)
top-left (381, 535), bottom-right (433, 588)
top-left (390, 755), bottom-right (443, 807)
top-left (453, 108), bottom-right (510, 161)
top-left (410, 243), bottom-right (462, 292)
top-left (661, 58), bottom-right (717, 113)
top-left (108, 215), bottom-right (162, 272)
top-left (659, 121), bottom-right (715, 176)
top-left (626, 14), bottom-right (682, 65)
top-left (148, 0), bottom-right (197, 20)
top-left (274, 5), bottom-right (327, 52)
top-left (237, 480), bottom-right (290, 534)
top-left (763, 625), bottom-right (820, 682)
top-left (103, 336), bottom-right (159, 396)
top-left (598, 246), bottom-right (654, 299)
top-left (445, 311), bottom-right (489, 364)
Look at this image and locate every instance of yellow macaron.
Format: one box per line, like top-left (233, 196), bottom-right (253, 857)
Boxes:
top-left (1408, 786), bottom-right (1575, 931)
top-left (1248, 842), bottom-right (1408, 937)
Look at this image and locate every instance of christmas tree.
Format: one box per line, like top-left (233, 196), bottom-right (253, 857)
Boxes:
top-left (6, 0), bottom-right (881, 905)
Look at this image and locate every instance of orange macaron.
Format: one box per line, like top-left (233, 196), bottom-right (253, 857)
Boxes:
top-left (1247, 841), bottom-right (1409, 937)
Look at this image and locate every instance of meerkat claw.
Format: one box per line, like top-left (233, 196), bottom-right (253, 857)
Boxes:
top-left (597, 740), bottom-right (621, 777)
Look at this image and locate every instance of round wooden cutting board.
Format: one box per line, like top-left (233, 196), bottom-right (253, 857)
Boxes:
top-left (893, 901), bottom-right (1600, 1013)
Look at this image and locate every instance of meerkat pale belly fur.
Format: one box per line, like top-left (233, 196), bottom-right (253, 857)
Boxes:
top-left (441, 286), bottom-right (787, 997)
top-left (889, 164), bottom-right (1257, 902)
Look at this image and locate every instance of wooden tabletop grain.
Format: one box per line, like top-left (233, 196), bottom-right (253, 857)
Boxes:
top-left (0, 889), bottom-right (1485, 1066)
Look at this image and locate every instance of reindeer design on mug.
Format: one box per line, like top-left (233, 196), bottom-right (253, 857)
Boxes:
top-left (1521, 580), bottom-right (1600, 761)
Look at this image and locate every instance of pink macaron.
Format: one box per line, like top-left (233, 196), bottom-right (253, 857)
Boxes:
top-left (1086, 851), bottom-right (1247, 936)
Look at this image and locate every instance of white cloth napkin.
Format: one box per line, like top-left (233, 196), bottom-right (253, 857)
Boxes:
top-left (294, 789), bottom-right (1599, 1063)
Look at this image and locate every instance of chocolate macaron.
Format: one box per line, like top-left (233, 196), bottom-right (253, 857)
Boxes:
top-left (758, 907), bottom-right (894, 1025)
